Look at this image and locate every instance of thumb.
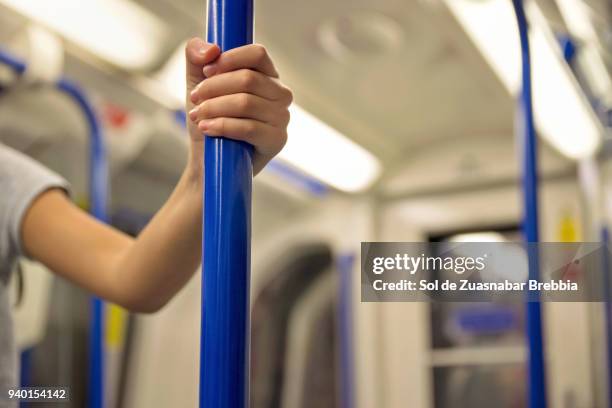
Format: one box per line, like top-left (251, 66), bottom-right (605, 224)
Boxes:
top-left (185, 38), bottom-right (220, 97)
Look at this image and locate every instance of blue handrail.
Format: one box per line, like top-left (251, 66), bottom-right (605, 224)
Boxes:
top-left (0, 49), bottom-right (108, 408)
top-left (56, 79), bottom-right (108, 408)
top-left (602, 226), bottom-right (612, 407)
top-left (509, 2), bottom-right (548, 407)
top-left (199, 1), bottom-right (254, 407)
top-left (0, 52), bottom-right (26, 75)
top-left (338, 254), bottom-right (356, 408)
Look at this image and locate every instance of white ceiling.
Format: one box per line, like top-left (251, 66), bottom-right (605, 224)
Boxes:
top-left (254, 0), bottom-right (514, 166)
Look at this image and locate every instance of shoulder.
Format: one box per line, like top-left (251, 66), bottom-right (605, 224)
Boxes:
top-left (0, 144), bottom-right (70, 270)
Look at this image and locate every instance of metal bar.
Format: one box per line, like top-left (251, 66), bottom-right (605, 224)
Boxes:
top-left (566, 41), bottom-right (612, 407)
top-left (510, 2), bottom-right (547, 407)
top-left (602, 226), bottom-right (612, 407)
top-left (0, 52), bottom-right (26, 74)
top-left (199, 1), bottom-right (254, 407)
top-left (338, 254), bottom-right (356, 408)
top-left (57, 78), bottom-right (108, 408)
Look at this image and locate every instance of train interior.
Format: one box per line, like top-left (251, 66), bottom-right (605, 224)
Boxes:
top-left (0, 0), bottom-right (611, 407)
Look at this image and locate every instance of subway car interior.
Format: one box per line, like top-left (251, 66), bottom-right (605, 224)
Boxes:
top-left (0, 0), bottom-right (611, 407)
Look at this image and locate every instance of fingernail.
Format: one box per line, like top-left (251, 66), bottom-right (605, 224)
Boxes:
top-left (203, 63), bottom-right (217, 77)
top-left (199, 120), bottom-right (213, 131)
top-left (198, 46), bottom-right (209, 56)
top-left (189, 108), bottom-right (198, 121)
top-left (190, 90), bottom-right (198, 103)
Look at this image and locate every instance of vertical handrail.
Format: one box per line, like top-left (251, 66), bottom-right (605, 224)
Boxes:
top-left (199, 1), bottom-right (254, 407)
top-left (602, 226), bottom-right (612, 407)
top-left (56, 78), bottom-right (108, 408)
top-left (338, 254), bottom-right (356, 408)
top-left (567, 39), bottom-right (612, 407)
top-left (510, 1), bottom-right (548, 407)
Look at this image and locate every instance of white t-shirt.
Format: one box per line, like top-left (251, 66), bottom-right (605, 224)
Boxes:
top-left (0, 144), bottom-right (69, 408)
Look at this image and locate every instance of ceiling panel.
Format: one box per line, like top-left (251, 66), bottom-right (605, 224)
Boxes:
top-left (253, 0), bottom-right (514, 167)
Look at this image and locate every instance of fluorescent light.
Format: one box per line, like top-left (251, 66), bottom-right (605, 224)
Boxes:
top-left (555, 0), bottom-right (612, 101)
top-left (445, 0), bottom-right (602, 159)
top-left (555, 0), bottom-right (598, 43)
top-left (446, 0), bottom-right (520, 93)
top-left (279, 105), bottom-right (381, 192)
top-left (578, 47), bottom-right (612, 102)
top-left (449, 232), bottom-right (506, 243)
top-left (529, 6), bottom-right (602, 159)
top-left (0, 0), bottom-right (167, 69)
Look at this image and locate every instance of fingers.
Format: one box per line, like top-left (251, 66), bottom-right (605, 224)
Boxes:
top-left (189, 93), bottom-right (290, 127)
top-left (199, 117), bottom-right (287, 156)
top-left (190, 69), bottom-right (292, 105)
top-left (202, 44), bottom-right (278, 78)
top-left (185, 38), bottom-right (220, 91)
top-left (184, 40), bottom-right (291, 175)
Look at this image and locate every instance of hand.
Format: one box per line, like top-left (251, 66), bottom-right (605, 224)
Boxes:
top-left (184, 38), bottom-right (292, 176)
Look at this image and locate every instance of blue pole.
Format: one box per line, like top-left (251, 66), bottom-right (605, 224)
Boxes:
top-left (602, 227), bottom-right (612, 407)
top-left (19, 348), bottom-right (32, 408)
top-left (338, 254), bottom-right (356, 408)
top-left (0, 52), bottom-right (26, 74)
top-left (57, 79), bottom-right (108, 408)
top-left (510, 1), bottom-right (547, 407)
top-left (199, 1), bottom-right (254, 407)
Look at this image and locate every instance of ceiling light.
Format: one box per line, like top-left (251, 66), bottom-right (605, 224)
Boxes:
top-left (445, 0), bottom-right (603, 159)
top-left (279, 105), bottom-right (382, 193)
top-left (0, 0), bottom-right (167, 70)
top-left (555, 0), bottom-right (611, 102)
top-left (449, 232), bottom-right (507, 243)
top-left (555, 0), bottom-right (598, 43)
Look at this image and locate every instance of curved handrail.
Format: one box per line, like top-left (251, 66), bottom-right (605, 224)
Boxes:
top-left (56, 78), bottom-right (108, 408)
top-left (0, 49), bottom-right (108, 408)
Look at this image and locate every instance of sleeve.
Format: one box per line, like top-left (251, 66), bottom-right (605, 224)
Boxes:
top-left (0, 144), bottom-right (70, 261)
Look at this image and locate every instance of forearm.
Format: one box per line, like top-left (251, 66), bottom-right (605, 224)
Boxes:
top-left (112, 164), bottom-right (203, 312)
top-left (22, 162), bottom-right (202, 314)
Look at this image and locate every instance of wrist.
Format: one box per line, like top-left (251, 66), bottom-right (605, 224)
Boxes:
top-left (184, 136), bottom-right (204, 185)
top-left (182, 153), bottom-right (204, 196)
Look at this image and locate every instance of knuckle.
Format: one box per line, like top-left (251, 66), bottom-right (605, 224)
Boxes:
top-left (279, 109), bottom-right (290, 126)
top-left (240, 70), bottom-right (257, 90)
top-left (253, 44), bottom-right (268, 61)
top-left (283, 87), bottom-right (294, 104)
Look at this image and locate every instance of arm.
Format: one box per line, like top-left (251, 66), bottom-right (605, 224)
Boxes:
top-left (21, 38), bottom-right (292, 313)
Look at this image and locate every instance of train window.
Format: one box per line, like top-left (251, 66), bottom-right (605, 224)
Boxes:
top-left (428, 226), bottom-right (526, 408)
top-left (433, 365), bottom-right (525, 408)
